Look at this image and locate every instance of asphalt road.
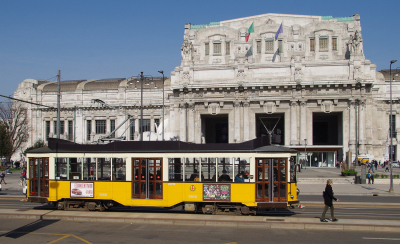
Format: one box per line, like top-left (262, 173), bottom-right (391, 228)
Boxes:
top-left (1, 198), bottom-right (400, 221)
top-left (299, 195), bottom-right (400, 203)
top-left (1, 219), bottom-right (400, 244)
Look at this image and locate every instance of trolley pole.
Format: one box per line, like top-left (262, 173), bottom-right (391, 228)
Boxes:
top-left (140, 72), bottom-right (144, 141)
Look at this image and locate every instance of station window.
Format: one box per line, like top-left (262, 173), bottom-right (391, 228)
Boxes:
top-left (265, 40), bottom-right (274, 53)
top-left (110, 120), bottom-right (115, 138)
top-left (45, 121), bottom-right (50, 140)
top-left (213, 43), bottom-right (221, 55)
top-left (53, 121), bottom-right (65, 135)
top-left (168, 158), bottom-right (183, 181)
top-left (68, 120), bottom-right (73, 141)
top-left (95, 120), bottom-right (106, 134)
top-left (256, 40), bottom-right (261, 54)
top-left (205, 43), bottom-right (209, 56)
top-left (129, 119), bottom-right (135, 140)
top-left (310, 38), bottom-right (315, 51)
top-left (319, 38), bottom-right (328, 51)
top-left (332, 37), bottom-right (337, 51)
top-left (86, 120), bottom-right (92, 141)
top-left (225, 42), bottom-right (230, 55)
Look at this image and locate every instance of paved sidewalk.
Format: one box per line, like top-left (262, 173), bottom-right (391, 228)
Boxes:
top-left (297, 167), bottom-right (400, 196)
top-left (0, 207), bottom-right (399, 232)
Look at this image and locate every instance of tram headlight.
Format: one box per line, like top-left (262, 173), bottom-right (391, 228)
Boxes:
top-left (290, 195), bottom-right (294, 199)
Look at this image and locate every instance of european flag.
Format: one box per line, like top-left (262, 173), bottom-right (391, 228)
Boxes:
top-left (275, 22), bottom-right (283, 41)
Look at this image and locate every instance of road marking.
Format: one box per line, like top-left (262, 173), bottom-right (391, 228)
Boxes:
top-left (363, 237), bottom-right (400, 241)
top-left (47, 234), bottom-right (72, 244)
top-left (0, 231), bottom-right (92, 243)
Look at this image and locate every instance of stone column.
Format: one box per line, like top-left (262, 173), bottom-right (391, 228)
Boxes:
top-left (234, 102), bottom-right (241, 142)
top-left (243, 102), bottom-right (250, 141)
top-left (194, 106), bottom-right (201, 143)
top-left (300, 101), bottom-right (307, 143)
top-left (349, 100), bottom-right (356, 156)
top-left (359, 100), bottom-right (366, 154)
top-left (180, 103), bottom-right (187, 141)
top-left (188, 103), bottom-right (195, 143)
top-left (290, 101), bottom-right (298, 145)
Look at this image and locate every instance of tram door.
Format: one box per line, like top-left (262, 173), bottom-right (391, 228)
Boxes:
top-left (256, 158), bottom-right (287, 202)
top-left (132, 158), bottom-right (163, 199)
top-left (29, 158), bottom-right (49, 197)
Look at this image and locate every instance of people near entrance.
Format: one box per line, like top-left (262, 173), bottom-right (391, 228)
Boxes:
top-left (367, 171), bottom-right (374, 184)
top-left (235, 173), bottom-right (244, 182)
top-left (0, 171), bottom-right (6, 184)
top-left (320, 179), bottom-right (339, 222)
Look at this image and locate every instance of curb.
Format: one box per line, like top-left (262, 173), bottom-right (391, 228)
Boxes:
top-left (298, 201), bottom-right (400, 208)
top-left (0, 212), bottom-right (399, 232)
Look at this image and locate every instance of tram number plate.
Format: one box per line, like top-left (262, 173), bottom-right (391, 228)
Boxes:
top-left (100, 193), bottom-right (107, 196)
top-left (188, 195), bottom-right (197, 199)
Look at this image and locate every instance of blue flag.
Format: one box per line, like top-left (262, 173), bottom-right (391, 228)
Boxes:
top-left (275, 22), bottom-right (283, 41)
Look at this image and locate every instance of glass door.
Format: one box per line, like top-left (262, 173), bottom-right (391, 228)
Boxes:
top-left (256, 158), bottom-right (287, 203)
top-left (29, 158), bottom-right (49, 197)
top-left (132, 158), bottom-right (163, 199)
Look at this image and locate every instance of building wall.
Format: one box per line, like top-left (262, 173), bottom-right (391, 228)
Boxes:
top-left (12, 13), bottom-right (399, 164)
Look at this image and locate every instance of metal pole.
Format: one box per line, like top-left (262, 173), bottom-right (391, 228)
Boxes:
top-left (140, 72), bottom-right (144, 141)
top-left (389, 60), bottom-right (397, 193)
top-left (304, 138), bottom-right (307, 169)
top-left (57, 70), bottom-right (61, 139)
top-left (158, 71), bottom-right (165, 141)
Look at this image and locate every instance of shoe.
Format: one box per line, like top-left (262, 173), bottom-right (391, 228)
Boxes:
top-left (320, 219), bottom-right (328, 222)
top-left (332, 219), bottom-right (338, 222)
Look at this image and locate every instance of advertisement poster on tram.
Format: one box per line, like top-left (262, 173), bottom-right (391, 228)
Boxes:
top-left (203, 184), bottom-right (231, 201)
top-left (70, 182), bottom-right (94, 198)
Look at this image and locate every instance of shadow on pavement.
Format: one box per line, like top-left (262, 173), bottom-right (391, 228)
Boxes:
top-left (0, 219), bottom-right (60, 239)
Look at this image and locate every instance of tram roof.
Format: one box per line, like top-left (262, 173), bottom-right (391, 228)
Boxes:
top-left (26, 137), bottom-right (297, 154)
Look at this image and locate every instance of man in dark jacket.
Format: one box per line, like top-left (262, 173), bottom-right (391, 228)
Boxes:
top-left (320, 179), bottom-right (339, 222)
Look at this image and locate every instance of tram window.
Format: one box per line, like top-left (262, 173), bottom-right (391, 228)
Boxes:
top-left (280, 162), bottom-right (286, 181)
top-left (168, 158), bottom-right (183, 181)
top-left (83, 158), bottom-right (96, 181)
top-left (185, 158), bottom-right (200, 182)
top-left (217, 158), bottom-right (232, 182)
top-left (201, 158), bottom-right (215, 182)
top-left (97, 158), bottom-right (111, 181)
top-left (69, 158), bottom-right (82, 180)
top-left (55, 158), bottom-right (68, 180)
top-left (112, 158), bottom-right (126, 181)
top-left (234, 158), bottom-right (250, 182)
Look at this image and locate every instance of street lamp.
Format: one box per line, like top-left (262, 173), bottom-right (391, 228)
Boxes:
top-left (389, 60), bottom-right (397, 193)
top-left (158, 70), bottom-right (165, 141)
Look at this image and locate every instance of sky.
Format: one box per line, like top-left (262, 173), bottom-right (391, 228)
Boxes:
top-left (1, 0), bottom-right (399, 100)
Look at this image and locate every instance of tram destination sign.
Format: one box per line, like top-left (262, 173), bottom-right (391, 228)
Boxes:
top-left (70, 182), bottom-right (94, 198)
top-left (203, 184), bottom-right (231, 201)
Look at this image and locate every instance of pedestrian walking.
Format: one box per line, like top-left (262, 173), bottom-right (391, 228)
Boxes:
top-left (320, 179), bottom-right (339, 222)
top-left (0, 170), bottom-right (7, 184)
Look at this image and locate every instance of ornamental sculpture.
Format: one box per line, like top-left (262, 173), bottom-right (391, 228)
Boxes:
top-left (181, 38), bottom-right (194, 61)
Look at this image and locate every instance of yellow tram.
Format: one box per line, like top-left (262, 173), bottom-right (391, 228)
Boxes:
top-left (26, 137), bottom-right (299, 215)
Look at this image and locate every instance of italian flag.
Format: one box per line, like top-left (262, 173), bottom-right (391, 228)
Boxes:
top-left (245, 22), bottom-right (254, 42)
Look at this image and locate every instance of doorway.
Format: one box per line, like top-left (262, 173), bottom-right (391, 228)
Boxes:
top-left (132, 158), bottom-right (163, 199)
top-left (201, 115), bottom-right (229, 143)
top-left (29, 158), bottom-right (49, 197)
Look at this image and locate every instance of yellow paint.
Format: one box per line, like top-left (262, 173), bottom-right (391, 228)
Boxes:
top-left (47, 181), bottom-right (261, 207)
